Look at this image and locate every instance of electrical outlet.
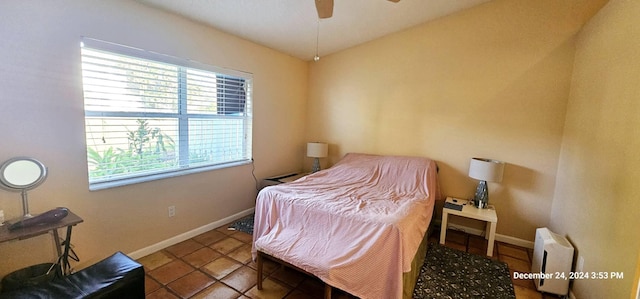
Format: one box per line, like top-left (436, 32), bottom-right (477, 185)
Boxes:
top-left (168, 206), bottom-right (176, 217)
top-left (577, 255), bottom-right (585, 272)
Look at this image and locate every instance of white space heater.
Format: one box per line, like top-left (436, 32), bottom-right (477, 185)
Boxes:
top-left (532, 227), bottom-right (574, 296)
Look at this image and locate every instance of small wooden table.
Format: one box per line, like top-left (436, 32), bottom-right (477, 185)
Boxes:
top-left (0, 210), bottom-right (83, 275)
top-left (440, 197), bottom-right (497, 256)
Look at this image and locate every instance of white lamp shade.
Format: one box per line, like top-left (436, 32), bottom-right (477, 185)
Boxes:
top-left (468, 158), bottom-right (505, 183)
top-left (307, 142), bottom-right (328, 158)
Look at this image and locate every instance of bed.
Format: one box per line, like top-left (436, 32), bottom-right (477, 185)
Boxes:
top-left (252, 153), bottom-right (439, 299)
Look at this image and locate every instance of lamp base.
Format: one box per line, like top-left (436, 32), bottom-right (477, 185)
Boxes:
top-left (473, 180), bottom-right (490, 209)
top-left (311, 158), bottom-right (321, 173)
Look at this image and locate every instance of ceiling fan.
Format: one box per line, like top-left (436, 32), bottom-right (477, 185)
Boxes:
top-left (315, 0), bottom-right (401, 19)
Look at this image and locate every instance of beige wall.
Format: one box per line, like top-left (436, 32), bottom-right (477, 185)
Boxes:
top-left (551, 0), bottom-right (640, 297)
top-left (0, 0), bottom-right (307, 276)
top-left (307, 0), bottom-right (605, 241)
top-left (634, 250), bottom-right (640, 299)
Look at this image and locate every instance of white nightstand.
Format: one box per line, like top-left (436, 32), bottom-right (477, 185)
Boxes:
top-left (440, 197), bottom-right (498, 257)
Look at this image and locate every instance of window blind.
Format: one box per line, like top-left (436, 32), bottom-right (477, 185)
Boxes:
top-left (81, 38), bottom-right (252, 190)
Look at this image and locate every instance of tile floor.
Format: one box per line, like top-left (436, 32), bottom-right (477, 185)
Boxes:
top-left (138, 219), bottom-right (563, 299)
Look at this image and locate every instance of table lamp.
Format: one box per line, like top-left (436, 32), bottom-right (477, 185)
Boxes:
top-left (468, 157), bottom-right (504, 209)
top-left (307, 142), bottom-right (328, 173)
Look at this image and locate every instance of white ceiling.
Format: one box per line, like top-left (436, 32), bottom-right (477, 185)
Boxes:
top-left (135, 0), bottom-right (490, 61)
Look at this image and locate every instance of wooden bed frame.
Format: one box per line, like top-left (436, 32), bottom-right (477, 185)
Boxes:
top-left (256, 251), bottom-right (333, 299)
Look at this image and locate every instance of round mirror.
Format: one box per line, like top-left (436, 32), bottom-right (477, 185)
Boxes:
top-left (0, 157), bottom-right (48, 191)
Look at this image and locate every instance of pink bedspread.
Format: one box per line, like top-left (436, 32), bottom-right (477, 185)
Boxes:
top-left (252, 153), bottom-right (438, 299)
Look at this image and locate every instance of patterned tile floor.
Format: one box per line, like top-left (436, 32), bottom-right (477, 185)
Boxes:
top-left (138, 218), bottom-right (563, 298)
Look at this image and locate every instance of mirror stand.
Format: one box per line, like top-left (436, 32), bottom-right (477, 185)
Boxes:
top-left (21, 189), bottom-right (33, 218)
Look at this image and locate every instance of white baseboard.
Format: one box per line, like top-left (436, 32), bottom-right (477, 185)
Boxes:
top-left (127, 208), bottom-right (255, 260)
top-left (496, 233), bottom-right (534, 249)
top-left (435, 220), bottom-right (535, 249)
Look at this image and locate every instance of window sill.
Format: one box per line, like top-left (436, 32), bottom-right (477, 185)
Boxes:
top-left (88, 160), bottom-right (252, 191)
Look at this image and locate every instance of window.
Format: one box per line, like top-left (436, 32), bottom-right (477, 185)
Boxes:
top-left (80, 38), bottom-right (252, 190)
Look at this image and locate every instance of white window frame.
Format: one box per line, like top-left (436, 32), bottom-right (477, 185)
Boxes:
top-left (81, 38), bottom-right (253, 190)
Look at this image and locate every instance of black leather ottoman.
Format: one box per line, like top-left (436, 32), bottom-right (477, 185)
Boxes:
top-left (0, 251), bottom-right (145, 298)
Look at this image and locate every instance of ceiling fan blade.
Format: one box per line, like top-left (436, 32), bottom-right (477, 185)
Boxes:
top-left (315, 0), bottom-right (334, 19)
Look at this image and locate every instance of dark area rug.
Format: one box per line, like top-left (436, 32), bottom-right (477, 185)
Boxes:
top-left (228, 213), bottom-right (254, 234)
top-left (413, 243), bottom-right (515, 299)
top-left (229, 216), bottom-right (514, 298)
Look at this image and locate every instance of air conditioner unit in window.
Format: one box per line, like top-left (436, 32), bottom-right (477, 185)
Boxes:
top-left (531, 227), bottom-right (574, 296)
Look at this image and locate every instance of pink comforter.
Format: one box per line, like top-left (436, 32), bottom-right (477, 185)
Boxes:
top-left (252, 153), bottom-right (438, 299)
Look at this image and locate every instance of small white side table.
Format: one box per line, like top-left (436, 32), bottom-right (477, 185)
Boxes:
top-left (440, 197), bottom-right (498, 256)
